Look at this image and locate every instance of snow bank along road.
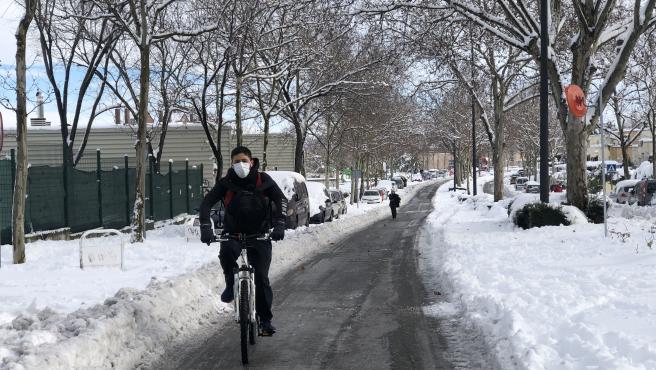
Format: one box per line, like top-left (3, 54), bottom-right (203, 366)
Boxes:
top-left (149, 182), bottom-right (495, 370)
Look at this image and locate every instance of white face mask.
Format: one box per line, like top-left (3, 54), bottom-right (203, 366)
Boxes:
top-left (233, 162), bottom-right (251, 178)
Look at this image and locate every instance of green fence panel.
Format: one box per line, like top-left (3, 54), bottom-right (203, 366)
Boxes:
top-left (26, 166), bottom-right (66, 233)
top-left (188, 168), bottom-right (202, 214)
top-left (68, 168), bottom-right (100, 233)
top-left (0, 160), bottom-right (12, 244)
top-left (171, 170), bottom-right (187, 216)
top-left (151, 172), bottom-right (169, 221)
top-left (101, 168), bottom-right (129, 229)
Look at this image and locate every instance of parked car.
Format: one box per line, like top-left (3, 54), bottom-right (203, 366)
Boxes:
top-left (330, 190), bottom-right (348, 216)
top-left (515, 176), bottom-right (529, 191)
top-left (636, 179), bottom-right (656, 206)
top-left (411, 173), bottom-right (423, 182)
top-left (391, 176), bottom-right (405, 189)
top-left (266, 171), bottom-right (311, 229)
top-left (362, 189), bottom-right (383, 204)
top-left (306, 182), bottom-right (335, 223)
top-left (377, 179), bottom-right (395, 194)
top-left (611, 179), bottom-right (640, 204)
top-left (525, 181), bottom-right (540, 193)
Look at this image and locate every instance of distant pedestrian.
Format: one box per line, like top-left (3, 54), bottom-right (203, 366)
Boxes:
top-left (389, 188), bottom-right (401, 219)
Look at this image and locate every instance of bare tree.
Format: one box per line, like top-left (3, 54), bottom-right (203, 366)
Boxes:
top-left (90, 0), bottom-right (218, 242)
top-left (445, 0), bottom-right (656, 209)
top-left (607, 88), bottom-right (646, 179)
top-left (34, 0), bottom-right (120, 166)
top-left (12, 0), bottom-right (37, 263)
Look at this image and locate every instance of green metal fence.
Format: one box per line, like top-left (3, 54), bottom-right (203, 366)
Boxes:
top-left (0, 150), bottom-right (203, 244)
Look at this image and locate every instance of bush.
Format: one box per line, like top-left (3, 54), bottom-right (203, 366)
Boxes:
top-left (513, 202), bottom-right (571, 229)
top-left (586, 196), bottom-right (607, 224)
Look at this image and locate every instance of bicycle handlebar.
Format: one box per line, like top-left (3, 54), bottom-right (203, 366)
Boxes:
top-left (213, 233), bottom-right (270, 243)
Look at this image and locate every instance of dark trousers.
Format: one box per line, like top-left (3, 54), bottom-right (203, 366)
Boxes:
top-left (390, 206), bottom-right (397, 219)
top-left (219, 239), bottom-right (274, 321)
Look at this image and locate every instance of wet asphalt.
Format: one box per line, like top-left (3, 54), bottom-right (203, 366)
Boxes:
top-left (148, 183), bottom-right (495, 370)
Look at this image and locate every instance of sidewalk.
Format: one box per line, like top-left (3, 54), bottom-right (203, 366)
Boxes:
top-left (420, 180), bottom-right (656, 369)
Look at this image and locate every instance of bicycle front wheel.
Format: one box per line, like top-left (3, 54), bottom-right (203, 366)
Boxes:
top-left (240, 279), bottom-right (249, 365)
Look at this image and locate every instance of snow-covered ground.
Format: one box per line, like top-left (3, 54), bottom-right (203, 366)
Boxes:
top-left (0, 180), bottom-right (433, 369)
top-left (421, 177), bottom-right (656, 369)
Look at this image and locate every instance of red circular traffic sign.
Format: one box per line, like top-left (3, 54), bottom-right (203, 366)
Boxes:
top-left (565, 85), bottom-right (587, 118)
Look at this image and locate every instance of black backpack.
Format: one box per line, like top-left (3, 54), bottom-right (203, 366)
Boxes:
top-left (222, 174), bottom-right (272, 233)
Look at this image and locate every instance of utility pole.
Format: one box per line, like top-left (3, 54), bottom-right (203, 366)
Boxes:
top-left (539, 0), bottom-right (550, 203)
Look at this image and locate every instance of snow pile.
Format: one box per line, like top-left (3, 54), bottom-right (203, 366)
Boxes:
top-left (609, 203), bottom-right (656, 219)
top-left (421, 181), bottom-right (656, 369)
top-left (0, 180), bottom-right (433, 369)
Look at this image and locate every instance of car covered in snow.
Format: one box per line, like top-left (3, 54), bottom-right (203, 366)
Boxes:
top-left (411, 173), bottom-right (423, 182)
top-left (266, 171), bottom-right (311, 229)
top-left (515, 176), bottom-right (529, 191)
top-left (525, 181), bottom-right (540, 193)
top-left (610, 179), bottom-right (640, 204)
top-left (361, 189), bottom-right (383, 204)
top-left (306, 182), bottom-right (336, 223)
top-left (329, 190), bottom-right (348, 216)
top-left (377, 180), bottom-right (396, 194)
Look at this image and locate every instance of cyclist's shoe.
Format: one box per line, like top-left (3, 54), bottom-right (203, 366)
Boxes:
top-left (260, 320), bottom-right (276, 336)
top-left (220, 285), bottom-right (234, 303)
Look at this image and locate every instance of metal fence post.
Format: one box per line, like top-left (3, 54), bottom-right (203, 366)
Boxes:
top-left (9, 149), bottom-right (16, 244)
top-left (168, 159), bottom-right (173, 219)
top-left (199, 163), bottom-right (204, 198)
top-left (185, 159), bottom-right (190, 214)
top-left (124, 155), bottom-right (130, 226)
top-left (148, 154), bottom-right (154, 220)
top-left (96, 149), bottom-right (102, 227)
top-left (63, 148), bottom-right (70, 227)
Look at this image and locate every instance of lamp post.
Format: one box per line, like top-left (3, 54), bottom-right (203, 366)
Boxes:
top-left (470, 23), bottom-right (477, 196)
top-left (539, 0), bottom-right (550, 203)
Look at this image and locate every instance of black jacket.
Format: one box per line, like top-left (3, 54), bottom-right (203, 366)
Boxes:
top-left (389, 193), bottom-right (401, 208)
top-left (199, 160), bottom-right (287, 233)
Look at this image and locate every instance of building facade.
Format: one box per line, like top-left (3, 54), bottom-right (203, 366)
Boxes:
top-left (1, 123), bottom-right (296, 185)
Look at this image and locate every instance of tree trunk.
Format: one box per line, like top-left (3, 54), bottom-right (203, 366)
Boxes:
top-left (621, 143), bottom-right (630, 179)
top-left (652, 123), bottom-right (656, 179)
top-left (262, 114), bottom-right (269, 171)
top-left (324, 146), bottom-right (330, 189)
top-left (235, 74), bottom-right (242, 146)
top-left (493, 146), bottom-right (504, 201)
top-left (132, 38), bottom-right (150, 242)
top-left (565, 116), bottom-right (589, 209)
top-left (12, 1), bottom-right (35, 264)
top-left (293, 124), bottom-right (305, 175)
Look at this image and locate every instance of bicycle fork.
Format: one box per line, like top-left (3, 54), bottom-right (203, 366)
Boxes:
top-left (233, 252), bottom-right (256, 324)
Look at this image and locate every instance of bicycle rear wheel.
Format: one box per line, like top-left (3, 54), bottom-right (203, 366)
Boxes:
top-left (240, 280), bottom-right (249, 364)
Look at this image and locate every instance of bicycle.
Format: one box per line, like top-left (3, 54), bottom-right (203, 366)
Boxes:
top-left (214, 232), bottom-right (270, 365)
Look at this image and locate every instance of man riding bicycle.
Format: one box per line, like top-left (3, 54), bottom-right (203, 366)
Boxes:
top-left (199, 146), bottom-right (287, 336)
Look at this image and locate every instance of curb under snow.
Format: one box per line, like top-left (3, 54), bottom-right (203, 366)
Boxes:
top-left (6, 181), bottom-right (433, 370)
